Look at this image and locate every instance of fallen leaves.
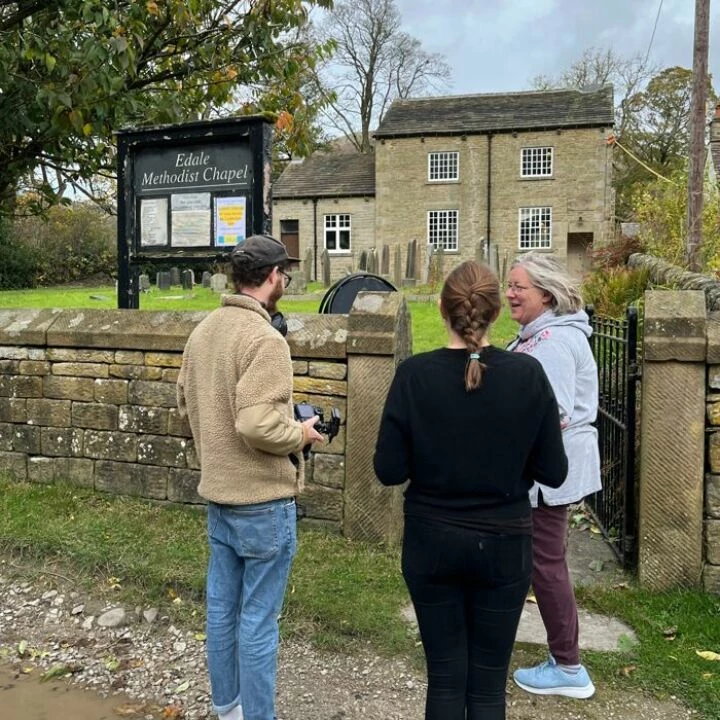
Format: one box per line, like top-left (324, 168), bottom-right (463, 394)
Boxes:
top-left (696, 650), bottom-right (720, 661)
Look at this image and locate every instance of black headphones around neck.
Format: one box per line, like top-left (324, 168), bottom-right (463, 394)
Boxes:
top-left (236, 292), bottom-right (288, 337)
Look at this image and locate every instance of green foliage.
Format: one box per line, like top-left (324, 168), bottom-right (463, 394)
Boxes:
top-left (0, 217), bottom-right (39, 289)
top-left (0, 0), bottom-right (333, 214)
top-left (616, 66), bottom-right (718, 220)
top-left (582, 266), bottom-right (649, 318)
top-left (578, 584), bottom-right (720, 720)
top-left (633, 170), bottom-right (720, 270)
top-left (12, 202), bottom-right (116, 284)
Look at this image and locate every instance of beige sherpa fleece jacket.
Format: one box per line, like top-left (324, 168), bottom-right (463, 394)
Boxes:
top-left (177, 293), bottom-right (307, 505)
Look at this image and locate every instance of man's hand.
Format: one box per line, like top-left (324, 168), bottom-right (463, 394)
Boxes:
top-left (302, 415), bottom-right (324, 445)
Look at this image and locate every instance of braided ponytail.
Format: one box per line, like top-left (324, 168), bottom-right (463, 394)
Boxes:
top-left (440, 261), bottom-right (501, 392)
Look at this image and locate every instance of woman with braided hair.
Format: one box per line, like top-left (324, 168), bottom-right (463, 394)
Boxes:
top-left (374, 260), bottom-right (568, 720)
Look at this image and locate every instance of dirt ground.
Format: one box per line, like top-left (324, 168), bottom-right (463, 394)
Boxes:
top-left (0, 527), bottom-right (703, 720)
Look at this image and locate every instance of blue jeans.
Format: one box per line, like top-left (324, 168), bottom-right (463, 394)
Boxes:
top-left (206, 498), bottom-right (297, 720)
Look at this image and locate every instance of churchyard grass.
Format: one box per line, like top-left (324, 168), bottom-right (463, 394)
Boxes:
top-left (0, 284), bottom-right (518, 350)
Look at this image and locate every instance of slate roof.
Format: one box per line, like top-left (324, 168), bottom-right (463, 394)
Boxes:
top-left (273, 152), bottom-right (375, 199)
top-left (374, 86), bottom-right (614, 139)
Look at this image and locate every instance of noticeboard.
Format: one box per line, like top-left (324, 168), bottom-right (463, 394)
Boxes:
top-left (115, 116), bottom-right (273, 308)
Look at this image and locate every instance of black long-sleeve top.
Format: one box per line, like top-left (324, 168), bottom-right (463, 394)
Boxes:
top-left (373, 346), bottom-right (568, 532)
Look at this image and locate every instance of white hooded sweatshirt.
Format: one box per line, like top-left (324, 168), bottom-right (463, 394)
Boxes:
top-left (507, 309), bottom-right (602, 507)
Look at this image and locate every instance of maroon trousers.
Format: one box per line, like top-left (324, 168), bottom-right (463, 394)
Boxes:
top-left (531, 502), bottom-right (580, 666)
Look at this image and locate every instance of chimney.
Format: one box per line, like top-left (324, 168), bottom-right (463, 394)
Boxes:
top-left (711, 103), bottom-right (720, 143)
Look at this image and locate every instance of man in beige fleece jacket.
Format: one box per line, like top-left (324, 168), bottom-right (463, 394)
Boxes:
top-left (177, 234), bottom-right (323, 720)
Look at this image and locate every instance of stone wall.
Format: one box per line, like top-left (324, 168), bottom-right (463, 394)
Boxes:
top-left (0, 292), bottom-right (411, 543)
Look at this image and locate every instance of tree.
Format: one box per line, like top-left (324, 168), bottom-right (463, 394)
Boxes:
top-left (0, 0), bottom-right (332, 215)
top-left (311, 0), bottom-right (451, 153)
top-left (531, 51), bottom-right (717, 221)
top-left (617, 66), bottom-right (717, 219)
top-left (530, 47), bottom-right (656, 137)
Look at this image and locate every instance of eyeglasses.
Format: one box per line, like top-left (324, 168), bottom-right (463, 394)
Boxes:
top-left (279, 268), bottom-right (292, 288)
top-left (505, 282), bottom-right (535, 293)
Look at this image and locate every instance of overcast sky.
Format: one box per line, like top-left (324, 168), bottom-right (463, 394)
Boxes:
top-left (393, 0), bottom-right (719, 95)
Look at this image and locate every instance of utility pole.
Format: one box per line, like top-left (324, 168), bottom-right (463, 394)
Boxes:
top-left (685, 0), bottom-right (711, 271)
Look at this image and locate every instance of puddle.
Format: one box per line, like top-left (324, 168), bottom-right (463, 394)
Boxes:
top-left (0, 665), bottom-right (157, 719)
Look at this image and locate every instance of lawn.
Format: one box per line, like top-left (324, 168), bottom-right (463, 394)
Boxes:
top-left (0, 283), bottom-right (519, 351)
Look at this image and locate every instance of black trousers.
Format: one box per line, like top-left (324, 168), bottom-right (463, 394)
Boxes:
top-left (402, 516), bottom-right (532, 720)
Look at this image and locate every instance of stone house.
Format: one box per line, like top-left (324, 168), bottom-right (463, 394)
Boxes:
top-left (272, 86), bottom-right (614, 282)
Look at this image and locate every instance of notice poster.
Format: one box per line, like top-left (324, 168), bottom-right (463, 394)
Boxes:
top-left (140, 198), bottom-right (168, 246)
top-left (171, 193), bottom-right (211, 247)
top-left (215, 196), bottom-right (247, 247)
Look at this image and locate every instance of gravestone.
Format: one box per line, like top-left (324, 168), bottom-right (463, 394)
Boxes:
top-left (321, 249), bottom-right (331, 287)
top-left (284, 270), bottom-right (307, 295)
top-left (367, 249), bottom-right (377, 275)
top-left (304, 247), bottom-right (313, 283)
top-left (181, 269), bottom-right (194, 290)
top-left (210, 273), bottom-right (228, 293)
top-left (428, 246), bottom-right (445, 287)
top-left (393, 245), bottom-right (402, 287)
top-left (169, 266), bottom-right (181, 286)
top-left (405, 239), bottom-right (417, 280)
top-left (157, 271), bottom-right (171, 290)
top-left (138, 274), bottom-right (151, 292)
top-left (358, 250), bottom-right (368, 272)
top-left (381, 245), bottom-right (390, 276)
top-left (201, 271), bottom-right (212, 288)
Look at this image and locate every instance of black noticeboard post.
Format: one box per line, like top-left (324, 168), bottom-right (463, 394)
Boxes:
top-left (115, 115), bottom-right (273, 309)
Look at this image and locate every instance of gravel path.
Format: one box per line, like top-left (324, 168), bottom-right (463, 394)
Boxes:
top-left (0, 559), bottom-right (700, 720)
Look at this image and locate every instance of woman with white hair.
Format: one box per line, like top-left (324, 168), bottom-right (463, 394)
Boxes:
top-left (506, 251), bottom-right (600, 699)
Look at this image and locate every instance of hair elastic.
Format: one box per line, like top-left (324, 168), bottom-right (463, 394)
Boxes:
top-left (469, 352), bottom-right (480, 360)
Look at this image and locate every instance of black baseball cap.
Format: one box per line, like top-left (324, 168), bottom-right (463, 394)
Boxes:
top-left (231, 234), bottom-right (300, 269)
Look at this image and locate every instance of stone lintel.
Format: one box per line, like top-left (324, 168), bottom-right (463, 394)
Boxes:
top-left (643, 290), bottom-right (706, 362)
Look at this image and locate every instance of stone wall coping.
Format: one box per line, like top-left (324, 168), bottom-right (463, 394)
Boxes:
top-left (347, 291), bottom-right (411, 356)
top-left (643, 290), bottom-right (707, 362)
top-left (0, 308), bottom-right (351, 357)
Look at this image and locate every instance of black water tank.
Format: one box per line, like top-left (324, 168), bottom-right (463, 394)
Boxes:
top-left (318, 273), bottom-right (398, 314)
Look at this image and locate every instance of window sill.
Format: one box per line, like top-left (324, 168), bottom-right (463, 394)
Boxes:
top-left (518, 176), bottom-right (554, 181)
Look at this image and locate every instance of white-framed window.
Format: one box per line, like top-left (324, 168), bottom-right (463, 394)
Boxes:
top-left (518, 207), bottom-right (552, 249)
top-left (428, 151), bottom-right (459, 181)
top-left (521, 147), bottom-right (553, 177)
top-left (324, 213), bottom-right (351, 252)
top-left (428, 210), bottom-right (458, 251)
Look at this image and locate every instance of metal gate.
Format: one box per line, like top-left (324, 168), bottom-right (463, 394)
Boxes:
top-left (585, 305), bottom-right (640, 569)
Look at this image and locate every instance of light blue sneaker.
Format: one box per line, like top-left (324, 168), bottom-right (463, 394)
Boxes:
top-left (513, 656), bottom-right (595, 699)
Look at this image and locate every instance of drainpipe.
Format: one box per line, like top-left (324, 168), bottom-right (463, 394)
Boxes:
top-left (486, 133), bottom-right (492, 260)
top-left (313, 197), bottom-right (318, 281)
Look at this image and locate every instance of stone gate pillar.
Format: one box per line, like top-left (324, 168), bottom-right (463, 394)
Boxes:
top-left (638, 290), bottom-right (706, 589)
top-left (344, 291), bottom-right (411, 544)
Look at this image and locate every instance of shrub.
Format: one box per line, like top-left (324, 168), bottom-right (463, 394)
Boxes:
top-left (590, 233), bottom-right (643, 270)
top-left (582, 266), bottom-right (649, 318)
top-left (0, 217), bottom-right (39, 289)
top-left (634, 171), bottom-right (720, 271)
top-left (13, 202), bottom-right (116, 285)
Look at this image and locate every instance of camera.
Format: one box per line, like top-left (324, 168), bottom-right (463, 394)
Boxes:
top-left (294, 402), bottom-right (341, 459)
